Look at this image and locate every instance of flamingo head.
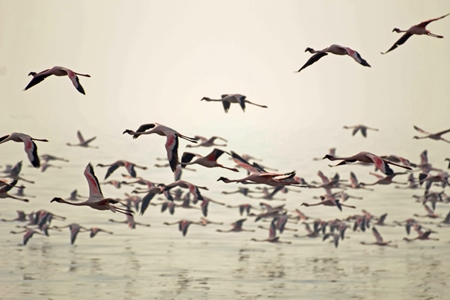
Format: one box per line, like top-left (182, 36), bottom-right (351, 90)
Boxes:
top-left (217, 177), bottom-right (230, 183)
top-left (413, 136), bottom-right (419, 139)
top-left (323, 154), bottom-right (334, 160)
top-left (305, 47), bottom-right (315, 53)
top-left (392, 28), bottom-right (401, 33)
top-left (201, 97), bottom-right (210, 101)
top-left (50, 197), bottom-right (64, 203)
top-left (28, 72), bottom-right (37, 77)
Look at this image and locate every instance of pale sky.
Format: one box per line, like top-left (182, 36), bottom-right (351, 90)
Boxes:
top-left (1, 1), bottom-right (450, 176)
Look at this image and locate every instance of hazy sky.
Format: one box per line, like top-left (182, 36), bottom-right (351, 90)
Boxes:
top-left (1, 1), bottom-right (450, 176)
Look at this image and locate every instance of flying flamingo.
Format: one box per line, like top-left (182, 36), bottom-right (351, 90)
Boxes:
top-left (0, 180), bottom-right (29, 202)
top-left (323, 151), bottom-right (412, 176)
top-left (1, 210), bottom-right (28, 222)
top-left (97, 160), bottom-right (147, 179)
top-left (10, 228), bottom-right (46, 245)
top-left (24, 66), bottom-right (90, 94)
top-left (186, 135), bottom-right (228, 148)
top-left (403, 230), bottom-right (439, 242)
top-left (360, 227), bottom-right (397, 247)
top-left (201, 94), bottom-right (267, 113)
top-left (109, 214), bottom-right (151, 229)
top-left (66, 130), bottom-right (98, 148)
top-left (163, 219), bottom-right (204, 237)
top-left (123, 123), bottom-right (197, 172)
top-left (0, 132), bottom-right (48, 168)
top-left (217, 151), bottom-right (297, 186)
top-left (216, 218), bottom-right (255, 233)
top-left (413, 125), bottom-right (450, 143)
top-left (296, 44), bottom-right (371, 72)
top-left (250, 219), bottom-right (291, 244)
top-left (54, 223), bottom-right (90, 245)
top-left (343, 125), bottom-right (379, 138)
top-left (181, 148), bottom-right (238, 172)
top-left (162, 180), bottom-right (208, 203)
top-left (50, 163), bottom-right (133, 216)
top-left (382, 13), bottom-right (450, 54)
top-left (89, 227), bottom-right (114, 238)
top-left (40, 154), bottom-right (69, 163)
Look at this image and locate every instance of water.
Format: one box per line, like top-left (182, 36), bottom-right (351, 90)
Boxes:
top-left (1, 136), bottom-right (449, 300)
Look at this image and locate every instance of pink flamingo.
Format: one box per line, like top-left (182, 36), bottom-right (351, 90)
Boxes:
top-left (66, 131), bottom-right (98, 148)
top-left (51, 163), bottom-right (133, 216)
top-left (413, 125), bottom-right (450, 143)
top-left (323, 151), bottom-right (412, 176)
top-left (181, 148), bottom-right (238, 172)
top-left (163, 219), bottom-right (204, 236)
top-left (97, 160), bottom-right (147, 179)
top-left (361, 227), bottom-right (397, 247)
top-left (0, 132), bottom-right (48, 168)
top-left (201, 94), bottom-right (267, 113)
top-left (382, 13), bottom-right (450, 54)
top-left (10, 228), bottom-right (46, 245)
top-left (217, 218), bottom-right (255, 233)
top-left (24, 66), bottom-right (90, 94)
top-left (296, 44), bottom-right (371, 72)
top-left (123, 123), bottom-right (197, 172)
top-left (251, 219), bottom-right (291, 244)
top-left (343, 124), bottom-right (379, 138)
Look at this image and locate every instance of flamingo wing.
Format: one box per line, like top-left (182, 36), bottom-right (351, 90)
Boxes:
top-left (372, 227), bottom-right (384, 243)
top-left (69, 74), bottom-right (86, 95)
top-left (297, 52), bottom-right (328, 72)
top-left (230, 151), bottom-right (260, 173)
top-left (84, 163), bottom-right (103, 199)
top-left (24, 70), bottom-right (51, 90)
top-left (77, 131), bottom-right (86, 144)
top-left (24, 139), bottom-right (40, 168)
top-left (382, 32), bottom-right (413, 54)
top-left (344, 48), bottom-right (371, 67)
top-left (413, 125), bottom-right (430, 135)
top-left (418, 13), bottom-right (450, 27)
top-left (222, 100), bottom-right (231, 113)
top-left (165, 134), bottom-right (179, 172)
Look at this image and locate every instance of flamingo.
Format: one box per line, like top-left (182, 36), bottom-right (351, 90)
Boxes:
top-left (359, 172), bottom-right (408, 186)
top-left (199, 217), bottom-right (223, 226)
top-left (216, 218), bottom-right (255, 233)
top-left (250, 219), bottom-right (291, 244)
top-left (163, 219), bottom-right (204, 236)
top-left (323, 151), bottom-right (412, 176)
top-left (40, 154), bottom-right (69, 163)
top-left (109, 215), bottom-right (151, 229)
top-left (343, 125), bottom-right (379, 138)
top-left (301, 195), bottom-right (355, 212)
top-left (66, 130), bottom-right (98, 148)
top-left (97, 160), bottom-right (147, 179)
top-left (123, 123), bottom-right (197, 172)
top-left (0, 132), bottom-right (48, 168)
top-left (221, 187), bottom-right (263, 197)
top-left (199, 196), bottom-right (226, 217)
top-left (50, 163), bottom-right (133, 216)
top-left (181, 148), bottom-right (238, 172)
top-left (201, 94), bottom-right (267, 113)
top-left (10, 228), bottom-right (46, 245)
top-left (296, 44), bottom-right (371, 72)
top-left (217, 151), bottom-right (297, 186)
top-left (294, 223), bottom-right (321, 238)
top-left (0, 180), bottom-right (29, 202)
top-left (413, 125), bottom-right (450, 143)
top-left (403, 230), bottom-right (439, 242)
top-left (413, 204), bottom-right (440, 219)
top-left (1, 210), bottom-right (28, 222)
top-left (162, 180), bottom-right (208, 203)
top-left (54, 223), bottom-right (90, 245)
top-left (382, 13), bottom-right (450, 54)
top-left (186, 135), bottom-right (228, 148)
top-left (24, 66), bottom-right (90, 94)
top-left (89, 227), bottom-right (114, 238)
top-left (225, 203), bottom-right (260, 216)
top-left (360, 227), bottom-right (397, 247)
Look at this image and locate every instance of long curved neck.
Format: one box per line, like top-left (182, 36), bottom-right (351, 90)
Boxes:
top-left (202, 98), bottom-right (222, 102)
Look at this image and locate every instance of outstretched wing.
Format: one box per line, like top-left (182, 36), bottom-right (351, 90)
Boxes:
top-left (296, 52), bottom-right (328, 72)
top-left (382, 33), bottom-right (413, 54)
top-left (84, 163), bottom-right (103, 199)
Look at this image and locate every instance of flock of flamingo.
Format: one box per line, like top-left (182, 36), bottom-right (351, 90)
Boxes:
top-left (1, 13), bottom-right (450, 248)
